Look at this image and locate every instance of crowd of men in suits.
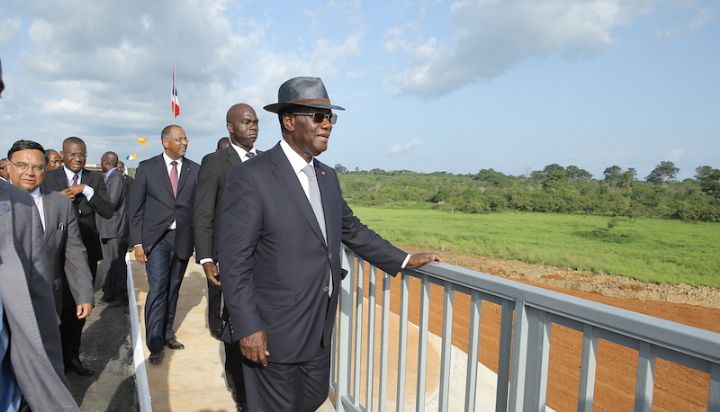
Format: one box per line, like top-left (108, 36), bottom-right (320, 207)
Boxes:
top-left (2, 65), bottom-right (441, 412)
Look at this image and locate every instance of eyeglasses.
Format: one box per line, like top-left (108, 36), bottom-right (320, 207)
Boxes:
top-left (8, 159), bottom-right (45, 172)
top-left (67, 152), bottom-right (88, 159)
top-left (292, 112), bottom-right (337, 125)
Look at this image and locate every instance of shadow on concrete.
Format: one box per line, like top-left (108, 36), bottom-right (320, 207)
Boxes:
top-left (66, 292), bottom-right (137, 411)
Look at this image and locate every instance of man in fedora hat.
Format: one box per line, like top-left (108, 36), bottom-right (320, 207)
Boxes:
top-left (218, 76), bottom-right (441, 411)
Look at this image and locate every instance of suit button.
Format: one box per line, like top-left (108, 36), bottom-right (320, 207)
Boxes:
top-left (323, 286), bottom-right (329, 293)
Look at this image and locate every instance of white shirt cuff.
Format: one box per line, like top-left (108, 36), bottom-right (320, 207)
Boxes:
top-left (199, 258), bottom-right (214, 265)
top-left (82, 184), bottom-right (95, 200)
top-left (401, 254), bottom-right (411, 269)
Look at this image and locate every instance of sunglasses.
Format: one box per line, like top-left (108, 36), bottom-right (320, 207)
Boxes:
top-left (292, 112), bottom-right (338, 125)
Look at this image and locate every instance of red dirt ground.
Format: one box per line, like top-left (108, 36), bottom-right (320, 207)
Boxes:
top-left (390, 246), bottom-right (720, 411)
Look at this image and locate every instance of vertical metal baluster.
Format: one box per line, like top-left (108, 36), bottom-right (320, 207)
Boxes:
top-left (378, 273), bottom-right (392, 412)
top-left (365, 266), bottom-right (377, 411)
top-left (396, 274), bottom-right (410, 411)
top-left (438, 283), bottom-right (454, 411)
top-left (495, 300), bottom-right (514, 412)
top-left (578, 325), bottom-right (598, 412)
top-left (336, 249), bottom-right (355, 411)
top-left (634, 342), bottom-right (655, 412)
top-left (709, 363), bottom-right (720, 412)
top-left (353, 259), bottom-right (365, 406)
top-left (464, 292), bottom-right (482, 412)
top-left (416, 276), bottom-right (430, 411)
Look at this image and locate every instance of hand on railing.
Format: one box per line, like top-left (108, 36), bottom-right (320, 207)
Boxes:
top-left (406, 253), bottom-right (442, 268)
top-left (240, 329), bottom-right (270, 366)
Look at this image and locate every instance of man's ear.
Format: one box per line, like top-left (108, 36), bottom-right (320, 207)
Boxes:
top-left (226, 123), bottom-right (233, 134)
top-left (281, 113), bottom-right (295, 131)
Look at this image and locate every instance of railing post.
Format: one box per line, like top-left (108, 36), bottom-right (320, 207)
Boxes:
top-left (578, 325), bottom-right (598, 412)
top-left (496, 300), bottom-right (514, 412)
top-left (634, 342), bottom-right (656, 412)
top-left (508, 299), bottom-right (530, 412)
top-left (335, 249), bottom-right (354, 411)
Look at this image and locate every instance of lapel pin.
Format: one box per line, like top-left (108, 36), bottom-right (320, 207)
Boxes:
top-left (320, 171), bottom-right (326, 176)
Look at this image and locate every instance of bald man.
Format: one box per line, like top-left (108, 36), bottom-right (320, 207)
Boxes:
top-left (194, 103), bottom-right (260, 409)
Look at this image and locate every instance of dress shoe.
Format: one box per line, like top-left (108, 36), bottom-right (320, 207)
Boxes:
top-left (165, 339), bottom-right (185, 350)
top-left (66, 357), bottom-right (94, 376)
top-left (148, 350), bottom-right (164, 364)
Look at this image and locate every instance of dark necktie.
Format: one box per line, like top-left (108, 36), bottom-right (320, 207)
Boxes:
top-left (246, 151), bottom-right (256, 160)
top-left (72, 173), bottom-right (79, 186)
top-left (170, 161), bottom-right (178, 197)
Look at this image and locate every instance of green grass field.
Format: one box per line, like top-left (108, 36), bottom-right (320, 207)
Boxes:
top-left (351, 207), bottom-right (720, 288)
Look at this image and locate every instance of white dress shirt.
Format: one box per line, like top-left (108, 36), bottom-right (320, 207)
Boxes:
top-left (279, 139), bottom-right (411, 269)
top-left (230, 142), bottom-right (258, 163)
top-left (63, 166), bottom-right (94, 200)
top-left (29, 187), bottom-right (45, 231)
top-left (162, 153), bottom-right (183, 230)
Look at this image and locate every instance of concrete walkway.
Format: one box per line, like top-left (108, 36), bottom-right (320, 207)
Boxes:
top-left (130, 259), bottom-right (335, 411)
top-left (128, 259), bottom-right (508, 411)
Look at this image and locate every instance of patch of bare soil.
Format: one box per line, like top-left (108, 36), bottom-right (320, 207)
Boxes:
top-left (400, 245), bottom-right (720, 411)
top-left (430, 248), bottom-right (720, 310)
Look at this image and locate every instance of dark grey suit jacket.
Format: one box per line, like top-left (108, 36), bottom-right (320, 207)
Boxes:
top-left (218, 143), bottom-right (406, 362)
top-left (194, 146), bottom-right (262, 261)
top-left (129, 154), bottom-right (199, 258)
top-left (96, 169), bottom-right (129, 239)
top-left (41, 189), bottom-right (95, 315)
top-left (0, 180), bottom-right (79, 411)
top-left (42, 167), bottom-right (113, 265)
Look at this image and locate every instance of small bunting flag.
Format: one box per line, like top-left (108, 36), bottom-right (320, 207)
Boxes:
top-left (136, 136), bottom-right (147, 146)
top-left (126, 152), bottom-right (137, 161)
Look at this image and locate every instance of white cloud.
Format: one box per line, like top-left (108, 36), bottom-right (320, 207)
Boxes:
top-left (688, 8), bottom-right (713, 30)
top-left (1, 0), bottom-right (364, 162)
top-left (389, 138), bottom-right (422, 154)
top-left (0, 16), bottom-right (21, 46)
top-left (656, 7), bottom-right (714, 40)
top-left (384, 0), bottom-right (659, 97)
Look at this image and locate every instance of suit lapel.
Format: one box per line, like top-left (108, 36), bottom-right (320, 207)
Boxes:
top-left (53, 168), bottom-right (69, 189)
top-left (315, 161), bottom-right (336, 246)
top-left (41, 191), bottom-right (53, 242)
top-left (270, 146), bottom-right (327, 247)
top-left (154, 155), bottom-right (174, 199)
top-left (225, 147), bottom-right (241, 168)
top-left (177, 158), bottom-right (192, 196)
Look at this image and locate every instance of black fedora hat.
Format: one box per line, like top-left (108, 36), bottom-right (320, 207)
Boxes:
top-left (264, 77), bottom-right (345, 113)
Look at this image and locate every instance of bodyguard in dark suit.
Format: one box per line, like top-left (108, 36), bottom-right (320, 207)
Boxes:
top-left (129, 125), bottom-right (199, 364)
top-left (41, 136), bottom-right (112, 376)
top-left (97, 151), bottom-right (130, 303)
top-left (218, 77), bottom-right (441, 411)
top-left (194, 103), bottom-right (259, 410)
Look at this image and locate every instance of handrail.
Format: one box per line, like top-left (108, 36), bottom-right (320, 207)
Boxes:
top-left (331, 247), bottom-right (720, 412)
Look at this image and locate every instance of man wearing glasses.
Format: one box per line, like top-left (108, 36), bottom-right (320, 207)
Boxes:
top-left (42, 136), bottom-right (112, 376)
top-left (218, 77), bottom-right (441, 410)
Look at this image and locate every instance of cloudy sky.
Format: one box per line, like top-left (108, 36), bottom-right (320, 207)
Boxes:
top-left (1, 0), bottom-right (718, 179)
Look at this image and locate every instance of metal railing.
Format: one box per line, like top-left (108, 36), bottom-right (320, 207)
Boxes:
top-left (330, 247), bottom-right (720, 411)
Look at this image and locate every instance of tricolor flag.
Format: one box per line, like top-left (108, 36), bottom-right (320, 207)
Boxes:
top-left (171, 65), bottom-right (180, 118)
top-left (126, 152), bottom-right (137, 161)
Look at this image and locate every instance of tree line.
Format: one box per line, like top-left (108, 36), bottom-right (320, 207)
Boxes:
top-left (334, 161), bottom-right (720, 222)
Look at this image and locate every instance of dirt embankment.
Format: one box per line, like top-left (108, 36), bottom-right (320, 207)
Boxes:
top-left (400, 245), bottom-right (720, 411)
